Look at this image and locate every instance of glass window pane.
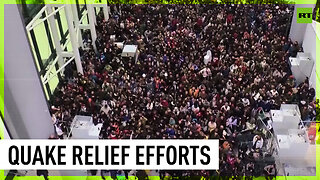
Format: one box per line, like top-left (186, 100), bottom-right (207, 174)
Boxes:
top-left (48, 66), bottom-right (59, 95)
top-left (20, 1), bottom-right (44, 24)
top-left (66, 35), bottom-right (73, 52)
top-left (33, 20), bottom-right (51, 65)
top-left (59, 8), bottom-right (69, 37)
top-left (27, 32), bottom-right (41, 71)
top-left (40, 75), bottom-right (50, 100)
top-left (83, 13), bottom-right (89, 25)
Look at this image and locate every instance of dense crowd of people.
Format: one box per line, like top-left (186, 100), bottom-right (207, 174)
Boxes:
top-left (49, 4), bottom-right (317, 179)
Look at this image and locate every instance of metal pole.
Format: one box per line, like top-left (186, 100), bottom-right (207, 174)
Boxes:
top-left (46, 5), bottom-right (64, 68)
top-left (65, 4), bottom-right (84, 75)
top-left (87, 4), bottom-right (98, 53)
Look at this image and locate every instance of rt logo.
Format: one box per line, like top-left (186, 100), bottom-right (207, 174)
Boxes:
top-left (297, 8), bottom-right (313, 23)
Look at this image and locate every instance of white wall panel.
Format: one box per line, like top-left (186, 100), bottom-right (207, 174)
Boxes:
top-left (4, 4), bottom-right (54, 139)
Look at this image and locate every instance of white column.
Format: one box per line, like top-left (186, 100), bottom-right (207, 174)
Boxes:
top-left (46, 5), bottom-right (64, 68)
top-left (65, 4), bottom-right (84, 74)
top-left (87, 4), bottom-right (98, 53)
top-left (103, 4), bottom-right (109, 21)
top-left (4, 4), bottom-right (55, 139)
top-left (289, 4), bottom-right (316, 44)
top-left (71, 4), bottom-right (84, 48)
